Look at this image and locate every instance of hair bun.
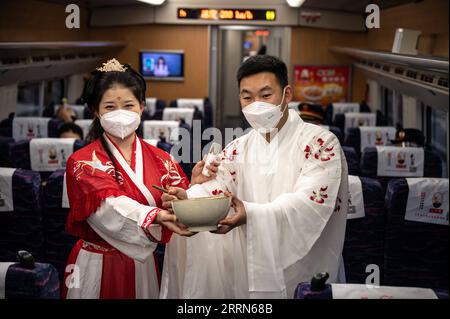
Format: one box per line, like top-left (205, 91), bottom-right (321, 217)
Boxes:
top-left (82, 62), bottom-right (147, 108)
top-left (126, 64), bottom-right (147, 100)
top-left (82, 72), bottom-right (101, 106)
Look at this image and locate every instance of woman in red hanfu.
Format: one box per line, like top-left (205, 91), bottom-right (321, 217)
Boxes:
top-left (62, 59), bottom-right (206, 299)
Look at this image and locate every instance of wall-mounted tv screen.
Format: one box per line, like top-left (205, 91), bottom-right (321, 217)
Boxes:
top-left (140, 50), bottom-right (184, 81)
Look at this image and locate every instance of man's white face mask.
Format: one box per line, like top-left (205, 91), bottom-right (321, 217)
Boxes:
top-left (242, 87), bottom-right (287, 134)
top-left (100, 109), bottom-right (141, 140)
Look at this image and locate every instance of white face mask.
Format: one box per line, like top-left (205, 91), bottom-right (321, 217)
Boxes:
top-left (100, 109), bottom-right (141, 140)
top-left (242, 87), bottom-right (287, 134)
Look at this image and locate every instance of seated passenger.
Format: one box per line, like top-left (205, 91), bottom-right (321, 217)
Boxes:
top-left (57, 122), bottom-right (84, 140)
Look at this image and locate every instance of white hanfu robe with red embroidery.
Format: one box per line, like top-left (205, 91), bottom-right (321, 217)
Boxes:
top-left (63, 134), bottom-right (188, 299)
top-left (160, 109), bottom-right (348, 299)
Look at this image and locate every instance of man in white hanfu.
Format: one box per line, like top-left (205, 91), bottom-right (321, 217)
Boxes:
top-left (160, 55), bottom-right (349, 299)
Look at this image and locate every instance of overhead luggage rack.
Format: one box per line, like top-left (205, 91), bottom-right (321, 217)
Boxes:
top-left (330, 46), bottom-right (448, 74)
top-left (331, 46), bottom-right (449, 108)
top-left (0, 41), bottom-right (126, 86)
top-left (330, 46), bottom-right (448, 92)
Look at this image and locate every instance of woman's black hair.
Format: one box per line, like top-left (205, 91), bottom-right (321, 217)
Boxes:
top-left (82, 62), bottom-right (147, 182)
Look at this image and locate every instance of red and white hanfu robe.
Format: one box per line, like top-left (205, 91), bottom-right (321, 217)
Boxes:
top-left (161, 109), bottom-right (349, 299)
top-left (62, 133), bottom-right (188, 299)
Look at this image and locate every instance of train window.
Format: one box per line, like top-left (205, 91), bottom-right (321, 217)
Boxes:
top-left (394, 91), bottom-right (403, 129)
top-left (425, 104), bottom-right (448, 177)
top-left (382, 87), bottom-right (403, 128)
top-left (420, 103), bottom-right (426, 133)
top-left (43, 79), bottom-right (65, 108)
top-left (16, 82), bottom-right (41, 116)
top-left (16, 79), bottom-right (65, 117)
top-left (382, 86), bottom-right (393, 125)
top-left (424, 104), bottom-right (431, 145)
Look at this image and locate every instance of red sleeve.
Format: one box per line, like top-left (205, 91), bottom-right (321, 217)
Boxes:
top-left (154, 150), bottom-right (190, 242)
top-left (65, 155), bottom-right (130, 224)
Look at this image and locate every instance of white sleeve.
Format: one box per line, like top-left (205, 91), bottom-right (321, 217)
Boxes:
top-left (242, 133), bottom-right (348, 292)
top-left (187, 140), bottom-right (239, 198)
top-left (87, 196), bottom-right (162, 263)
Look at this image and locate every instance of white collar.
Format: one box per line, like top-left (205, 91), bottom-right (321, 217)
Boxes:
top-left (103, 134), bottom-right (156, 206)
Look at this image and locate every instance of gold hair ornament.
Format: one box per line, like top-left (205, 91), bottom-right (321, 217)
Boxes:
top-left (96, 58), bottom-right (128, 72)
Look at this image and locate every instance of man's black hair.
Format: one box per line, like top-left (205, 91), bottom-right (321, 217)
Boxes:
top-left (237, 55), bottom-right (288, 89)
top-left (57, 122), bottom-right (84, 140)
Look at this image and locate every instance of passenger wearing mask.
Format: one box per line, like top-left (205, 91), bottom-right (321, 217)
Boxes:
top-left (161, 55), bottom-right (349, 299)
top-left (62, 59), bottom-right (215, 299)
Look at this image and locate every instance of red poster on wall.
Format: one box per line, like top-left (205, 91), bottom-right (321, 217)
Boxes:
top-left (293, 65), bottom-right (350, 105)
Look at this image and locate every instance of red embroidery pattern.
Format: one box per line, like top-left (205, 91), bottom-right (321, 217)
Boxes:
top-left (81, 240), bottom-right (116, 253)
top-left (221, 141), bottom-right (238, 162)
top-left (73, 150), bottom-right (124, 185)
top-left (230, 171), bottom-right (236, 182)
top-left (160, 157), bottom-right (183, 188)
top-left (304, 137), bottom-right (335, 162)
top-left (310, 186), bottom-right (329, 204)
top-left (212, 189), bottom-right (224, 196)
top-left (141, 208), bottom-right (161, 243)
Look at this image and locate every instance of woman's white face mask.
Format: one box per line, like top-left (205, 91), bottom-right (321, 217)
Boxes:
top-left (242, 87), bottom-right (287, 134)
top-left (100, 109), bottom-right (141, 140)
